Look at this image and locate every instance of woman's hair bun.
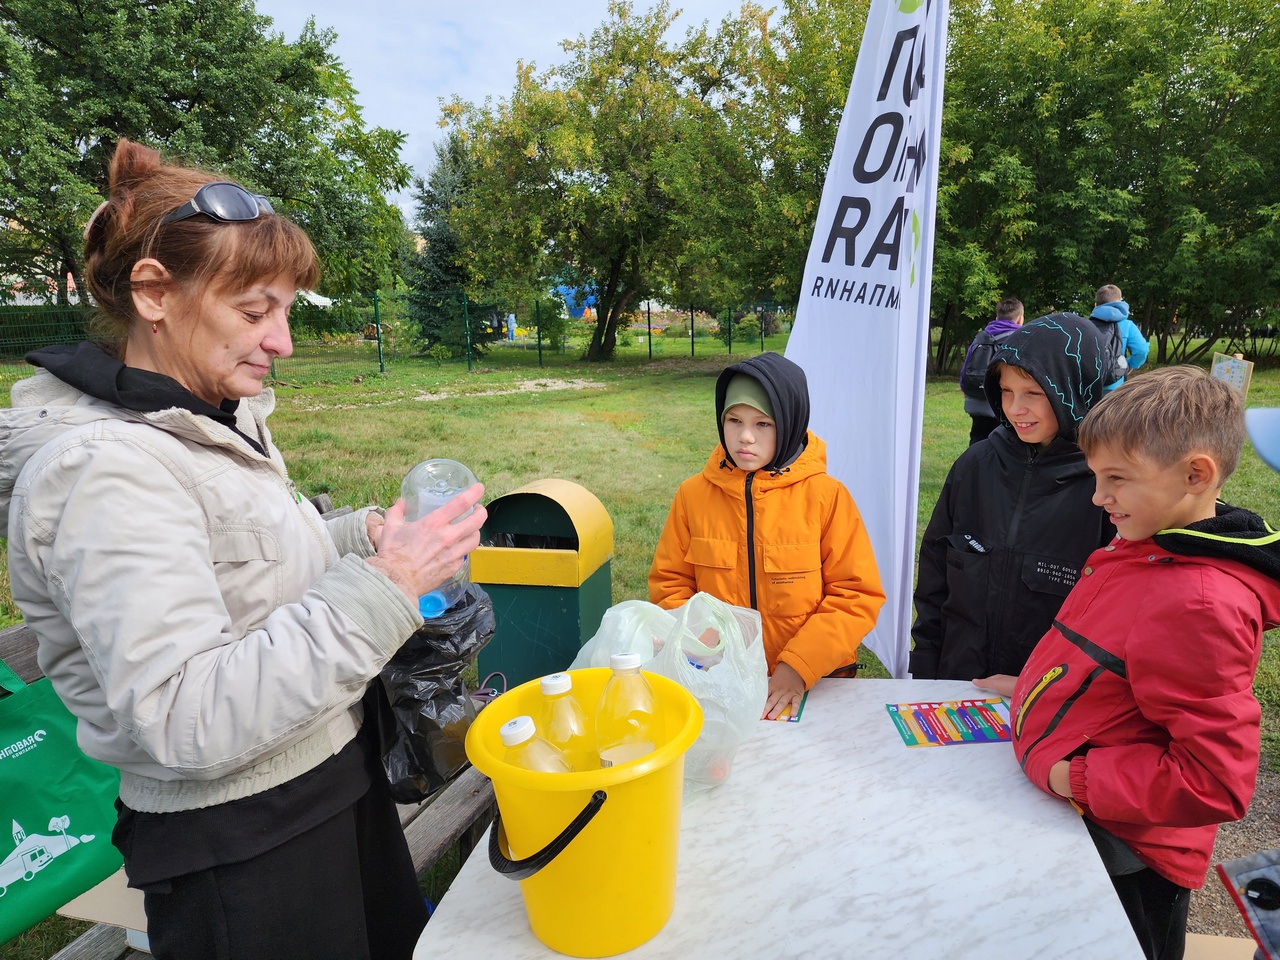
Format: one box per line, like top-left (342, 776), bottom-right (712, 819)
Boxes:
top-left (107, 138), bottom-right (163, 194)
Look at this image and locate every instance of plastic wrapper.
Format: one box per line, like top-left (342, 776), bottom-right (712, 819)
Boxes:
top-left (370, 582), bottom-right (495, 803)
top-left (569, 593), bottom-right (768, 796)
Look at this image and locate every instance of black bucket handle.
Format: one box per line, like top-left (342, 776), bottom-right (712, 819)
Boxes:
top-left (489, 789), bottom-right (608, 882)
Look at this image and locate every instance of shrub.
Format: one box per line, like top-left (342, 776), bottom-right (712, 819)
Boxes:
top-left (735, 317), bottom-right (761, 342)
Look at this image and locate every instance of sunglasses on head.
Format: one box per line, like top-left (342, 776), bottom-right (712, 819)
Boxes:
top-left (161, 181), bottom-right (273, 225)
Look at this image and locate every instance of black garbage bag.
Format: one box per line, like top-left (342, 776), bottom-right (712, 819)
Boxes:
top-left (368, 582), bottom-right (495, 803)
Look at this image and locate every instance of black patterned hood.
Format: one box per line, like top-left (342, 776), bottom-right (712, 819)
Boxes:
top-left (982, 312), bottom-right (1109, 443)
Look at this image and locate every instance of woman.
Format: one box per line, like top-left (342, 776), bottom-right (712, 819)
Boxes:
top-left (0, 138), bottom-right (485, 959)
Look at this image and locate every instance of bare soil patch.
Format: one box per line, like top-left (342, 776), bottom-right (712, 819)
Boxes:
top-left (1189, 764), bottom-right (1280, 936)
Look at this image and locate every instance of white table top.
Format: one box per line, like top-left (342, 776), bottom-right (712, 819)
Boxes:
top-left (415, 678), bottom-right (1143, 959)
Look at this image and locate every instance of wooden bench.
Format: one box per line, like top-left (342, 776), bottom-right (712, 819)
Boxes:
top-left (1, 603), bottom-right (496, 959)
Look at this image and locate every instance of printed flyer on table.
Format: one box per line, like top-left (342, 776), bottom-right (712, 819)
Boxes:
top-left (886, 698), bottom-right (1011, 747)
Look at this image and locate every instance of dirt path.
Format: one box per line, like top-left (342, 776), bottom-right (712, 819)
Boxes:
top-left (1189, 764), bottom-right (1280, 936)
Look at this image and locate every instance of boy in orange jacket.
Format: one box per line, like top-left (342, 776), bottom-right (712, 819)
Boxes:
top-left (648, 352), bottom-right (885, 719)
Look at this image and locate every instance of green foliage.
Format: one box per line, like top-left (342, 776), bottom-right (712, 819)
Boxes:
top-left (289, 298), bottom-right (363, 337)
top-left (0, 0), bottom-right (410, 301)
top-left (528, 298), bottom-right (572, 352)
top-left (376, 288), bottom-right (426, 360)
top-left (405, 133), bottom-right (500, 358)
top-left (735, 316), bottom-right (761, 343)
top-left (443, 1), bottom-right (761, 360)
top-left (934, 0), bottom-right (1280, 367)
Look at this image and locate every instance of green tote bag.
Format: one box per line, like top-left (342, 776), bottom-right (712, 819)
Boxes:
top-left (0, 656), bottom-right (123, 944)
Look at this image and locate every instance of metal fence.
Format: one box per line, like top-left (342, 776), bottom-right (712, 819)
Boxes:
top-left (0, 295), bottom-right (795, 395)
top-left (0, 303), bottom-right (92, 393)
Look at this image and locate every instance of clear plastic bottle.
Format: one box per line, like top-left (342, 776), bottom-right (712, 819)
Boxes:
top-left (500, 715), bottom-right (573, 773)
top-left (401, 458), bottom-right (478, 619)
top-left (538, 673), bottom-right (596, 772)
top-left (595, 653), bottom-right (661, 768)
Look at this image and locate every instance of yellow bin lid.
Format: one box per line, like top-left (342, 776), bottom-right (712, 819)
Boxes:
top-left (472, 478), bottom-right (613, 587)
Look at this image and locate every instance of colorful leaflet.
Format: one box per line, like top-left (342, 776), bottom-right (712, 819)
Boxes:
top-left (769, 690), bottom-right (809, 722)
top-left (887, 699), bottom-right (1011, 747)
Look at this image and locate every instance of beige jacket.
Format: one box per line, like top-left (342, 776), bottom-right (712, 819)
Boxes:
top-left (1, 370), bottom-right (421, 813)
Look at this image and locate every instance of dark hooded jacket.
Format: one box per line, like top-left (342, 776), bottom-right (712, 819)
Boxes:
top-left (713, 351), bottom-right (811, 471)
top-left (1012, 503), bottom-right (1280, 887)
top-left (910, 314), bottom-right (1115, 679)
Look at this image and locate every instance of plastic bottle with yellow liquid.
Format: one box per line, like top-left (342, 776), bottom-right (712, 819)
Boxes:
top-left (595, 653), bottom-right (660, 768)
top-left (538, 673), bottom-right (597, 771)
top-left (500, 715), bottom-right (573, 773)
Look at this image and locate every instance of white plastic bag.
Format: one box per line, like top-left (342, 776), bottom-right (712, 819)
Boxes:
top-left (570, 593), bottom-right (768, 795)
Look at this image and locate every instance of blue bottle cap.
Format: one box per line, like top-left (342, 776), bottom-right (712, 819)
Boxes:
top-left (418, 591), bottom-right (449, 619)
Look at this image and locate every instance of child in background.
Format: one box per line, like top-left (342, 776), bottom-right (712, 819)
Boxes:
top-left (911, 313), bottom-right (1115, 681)
top-left (1008, 367), bottom-right (1280, 960)
top-left (649, 352), bottom-right (884, 720)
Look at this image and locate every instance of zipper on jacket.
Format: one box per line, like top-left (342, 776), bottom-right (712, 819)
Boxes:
top-left (1018, 664), bottom-right (1104, 772)
top-left (745, 472), bottom-right (758, 609)
top-left (991, 457), bottom-right (1036, 667)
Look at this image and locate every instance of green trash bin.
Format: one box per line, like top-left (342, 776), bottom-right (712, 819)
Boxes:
top-left (471, 479), bottom-right (614, 689)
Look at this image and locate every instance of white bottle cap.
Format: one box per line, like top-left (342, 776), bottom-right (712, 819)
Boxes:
top-left (540, 673), bottom-right (572, 696)
top-left (610, 652), bottom-right (643, 671)
top-left (499, 715), bottom-right (536, 747)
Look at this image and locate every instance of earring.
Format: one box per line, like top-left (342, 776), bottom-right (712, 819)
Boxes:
top-left (151, 322), bottom-right (158, 334)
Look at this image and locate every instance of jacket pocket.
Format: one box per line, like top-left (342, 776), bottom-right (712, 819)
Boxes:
top-left (939, 544), bottom-right (989, 629)
top-left (685, 537), bottom-right (737, 569)
top-left (1020, 554), bottom-right (1081, 598)
top-left (761, 541), bottom-right (822, 617)
top-left (209, 526), bottom-right (284, 629)
top-left (210, 528), bottom-right (283, 563)
top-left (1013, 663), bottom-right (1067, 740)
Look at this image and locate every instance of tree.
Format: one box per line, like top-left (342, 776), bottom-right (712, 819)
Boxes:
top-left (443, 0), bottom-right (761, 360)
top-left (0, 0), bottom-right (410, 303)
top-left (405, 133), bottom-right (500, 357)
top-left (933, 0), bottom-right (1280, 368)
top-left (732, 0), bottom-right (872, 304)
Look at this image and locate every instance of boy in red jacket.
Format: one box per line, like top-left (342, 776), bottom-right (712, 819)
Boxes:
top-left (1008, 367), bottom-right (1280, 960)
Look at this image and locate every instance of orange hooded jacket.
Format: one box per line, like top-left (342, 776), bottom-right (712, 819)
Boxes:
top-left (648, 431), bottom-right (885, 688)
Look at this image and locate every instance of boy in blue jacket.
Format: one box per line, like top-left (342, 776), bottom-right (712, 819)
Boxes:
top-left (1092, 283), bottom-right (1149, 390)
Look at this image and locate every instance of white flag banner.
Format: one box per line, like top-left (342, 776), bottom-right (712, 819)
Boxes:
top-left (786, 0), bottom-right (950, 678)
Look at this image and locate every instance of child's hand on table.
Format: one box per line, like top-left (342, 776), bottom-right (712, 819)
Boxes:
top-left (972, 674), bottom-right (1017, 698)
top-left (763, 663), bottom-right (805, 720)
top-left (1048, 760), bottom-right (1074, 799)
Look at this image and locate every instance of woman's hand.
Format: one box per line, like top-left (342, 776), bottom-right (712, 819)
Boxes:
top-left (365, 511), bottom-right (385, 550)
top-left (367, 484), bottom-right (486, 602)
top-left (763, 662), bottom-right (805, 720)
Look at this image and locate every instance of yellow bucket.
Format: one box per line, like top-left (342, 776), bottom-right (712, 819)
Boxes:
top-left (466, 667), bottom-right (703, 958)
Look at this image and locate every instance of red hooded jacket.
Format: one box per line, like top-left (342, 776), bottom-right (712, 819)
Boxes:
top-left (1011, 508), bottom-right (1280, 888)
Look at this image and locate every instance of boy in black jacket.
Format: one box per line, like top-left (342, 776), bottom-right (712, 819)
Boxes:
top-left (910, 313), bottom-right (1116, 680)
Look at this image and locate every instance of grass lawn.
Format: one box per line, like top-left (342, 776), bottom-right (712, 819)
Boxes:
top-left (5, 340), bottom-right (1280, 956)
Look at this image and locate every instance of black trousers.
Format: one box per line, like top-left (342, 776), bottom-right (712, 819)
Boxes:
top-left (140, 776), bottom-right (428, 960)
top-left (968, 414), bottom-right (999, 445)
top-left (1110, 868), bottom-right (1191, 960)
